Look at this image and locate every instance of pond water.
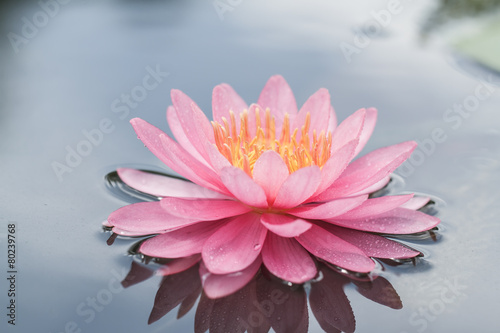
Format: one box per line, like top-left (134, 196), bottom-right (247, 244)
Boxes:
top-left (1, 0), bottom-right (499, 332)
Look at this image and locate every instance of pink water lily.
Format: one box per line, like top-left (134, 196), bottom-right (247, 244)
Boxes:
top-left (106, 75), bottom-right (440, 285)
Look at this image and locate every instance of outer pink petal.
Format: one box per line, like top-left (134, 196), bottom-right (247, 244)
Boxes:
top-left (199, 256), bottom-right (262, 299)
top-left (330, 108), bottom-right (366, 154)
top-left (258, 75), bottom-right (298, 132)
top-left (253, 151), bottom-right (289, 205)
top-left (158, 133), bottom-right (228, 193)
top-left (292, 88), bottom-right (330, 141)
top-left (117, 168), bottom-right (229, 199)
top-left (108, 201), bottom-right (197, 234)
top-left (326, 207), bottom-right (440, 234)
top-left (323, 224), bottom-right (420, 259)
top-left (354, 107), bottom-right (377, 156)
top-left (160, 197), bottom-right (251, 221)
top-left (296, 224), bottom-right (375, 273)
top-left (156, 254), bottom-right (202, 276)
top-left (316, 141), bottom-right (417, 200)
top-left (212, 83), bottom-right (248, 133)
top-left (219, 167), bottom-right (268, 208)
top-left (171, 89), bottom-right (215, 162)
top-left (334, 194), bottom-right (414, 220)
top-left (261, 233), bottom-right (317, 283)
top-left (273, 166), bottom-right (322, 209)
top-left (260, 213), bottom-right (312, 238)
top-left (289, 195), bottom-right (368, 220)
top-left (314, 139), bottom-right (359, 196)
top-left (400, 196), bottom-right (431, 210)
top-left (202, 213), bottom-right (267, 274)
top-left (130, 118), bottom-right (224, 192)
top-left (140, 220), bottom-right (226, 258)
top-left (166, 106), bottom-right (207, 165)
top-left (349, 175), bottom-right (390, 196)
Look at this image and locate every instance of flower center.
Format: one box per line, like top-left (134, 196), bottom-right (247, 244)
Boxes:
top-left (212, 108), bottom-right (332, 176)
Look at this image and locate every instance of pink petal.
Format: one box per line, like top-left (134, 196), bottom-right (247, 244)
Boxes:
top-left (108, 201), bottom-right (197, 234)
top-left (314, 139), bottom-right (358, 196)
top-left (140, 220), bottom-right (226, 258)
top-left (203, 140), bottom-right (232, 173)
top-left (171, 89), bottom-right (215, 161)
top-left (400, 196), bottom-right (431, 210)
top-left (246, 103), bottom-right (265, 137)
top-left (330, 108), bottom-right (366, 154)
top-left (327, 105), bottom-right (338, 132)
top-left (258, 75), bottom-right (298, 132)
top-left (261, 233), bottom-right (317, 283)
top-left (166, 106), bottom-right (207, 165)
top-left (260, 213), bottom-right (312, 238)
top-left (323, 224), bottom-right (420, 258)
top-left (156, 254), bottom-right (202, 276)
top-left (354, 107), bottom-right (377, 156)
top-left (273, 166), bottom-right (322, 209)
top-left (202, 213), bottom-right (267, 274)
top-left (160, 197), bottom-right (251, 221)
top-left (253, 151), bottom-right (289, 205)
top-left (326, 207), bottom-right (440, 234)
top-left (292, 88), bottom-right (330, 141)
top-left (130, 118), bottom-right (224, 192)
top-left (296, 224), bottom-right (375, 273)
top-left (199, 256), bottom-right (262, 299)
top-left (316, 141), bottom-right (417, 200)
top-left (289, 195), bottom-right (368, 220)
top-left (350, 175), bottom-right (390, 196)
top-left (159, 133), bottom-right (228, 193)
top-left (117, 168), bottom-right (229, 199)
top-left (212, 83), bottom-right (248, 133)
top-left (334, 194), bottom-right (414, 220)
top-left (219, 167), bottom-right (268, 208)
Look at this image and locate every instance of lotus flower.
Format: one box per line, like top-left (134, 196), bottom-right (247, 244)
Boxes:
top-left (106, 75), bottom-right (440, 286)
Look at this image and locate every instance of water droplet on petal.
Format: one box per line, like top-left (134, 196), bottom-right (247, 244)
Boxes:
top-left (253, 244), bottom-right (262, 250)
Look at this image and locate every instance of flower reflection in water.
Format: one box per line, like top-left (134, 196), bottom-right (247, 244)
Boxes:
top-left (120, 255), bottom-right (405, 333)
top-left (105, 170), bottom-right (439, 332)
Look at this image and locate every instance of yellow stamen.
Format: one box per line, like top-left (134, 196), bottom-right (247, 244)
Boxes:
top-left (212, 109), bottom-right (332, 175)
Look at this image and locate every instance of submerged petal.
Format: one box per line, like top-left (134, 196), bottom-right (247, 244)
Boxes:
top-left (202, 213), bottom-right (267, 274)
top-left (261, 233), bottom-right (317, 283)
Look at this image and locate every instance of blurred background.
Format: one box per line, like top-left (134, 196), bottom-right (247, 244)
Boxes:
top-left (1, 0), bottom-right (499, 332)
